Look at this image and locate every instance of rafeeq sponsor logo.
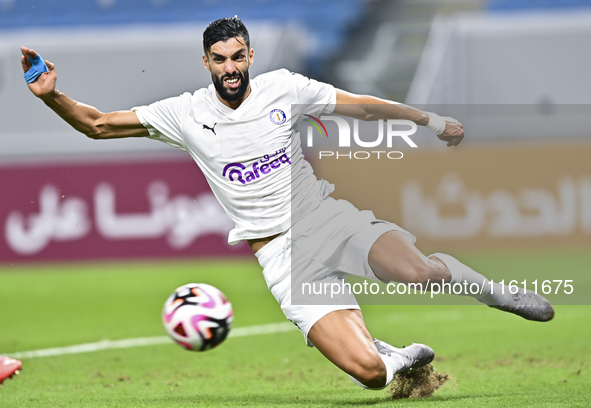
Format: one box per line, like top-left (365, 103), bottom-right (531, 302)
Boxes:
top-left (222, 148), bottom-right (291, 185)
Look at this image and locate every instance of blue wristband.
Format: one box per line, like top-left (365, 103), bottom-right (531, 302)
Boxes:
top-left (24, 54), bottom-right (49, 84)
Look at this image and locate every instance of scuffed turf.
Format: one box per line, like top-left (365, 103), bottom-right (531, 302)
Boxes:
top-left (389, 363), bottom-right (454, 399)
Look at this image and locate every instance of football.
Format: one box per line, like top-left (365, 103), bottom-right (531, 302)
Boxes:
top-left (162, 283), bottom-right (233, 351)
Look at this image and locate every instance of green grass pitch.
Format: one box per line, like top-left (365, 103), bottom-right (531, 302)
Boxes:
top-left (0, 252), bottom-right (590, 407)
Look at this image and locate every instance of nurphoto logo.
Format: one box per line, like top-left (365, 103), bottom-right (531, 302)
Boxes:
top-left (303, 115), bottom-right (417, 160)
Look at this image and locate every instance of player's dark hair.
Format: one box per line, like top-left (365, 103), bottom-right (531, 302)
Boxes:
top-left (203, 16), bottom-right (250, 55)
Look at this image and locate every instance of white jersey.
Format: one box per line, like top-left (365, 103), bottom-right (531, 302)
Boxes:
top-left (132, 69), bottom-right (336, 245)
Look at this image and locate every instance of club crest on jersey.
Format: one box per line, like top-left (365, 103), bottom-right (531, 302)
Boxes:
top-left (222, 148), bottom-right (291, 185)
top-left (269, 109), bottom-right (286, 125)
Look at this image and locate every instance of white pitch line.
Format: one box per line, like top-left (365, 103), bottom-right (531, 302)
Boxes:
top-left (5, 321), bottom-right (296, 359)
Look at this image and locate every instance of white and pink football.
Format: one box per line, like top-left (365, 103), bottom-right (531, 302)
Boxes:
top-left (162, 283), bottom-right (233, 351)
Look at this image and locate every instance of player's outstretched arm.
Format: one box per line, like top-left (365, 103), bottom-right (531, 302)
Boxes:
top-left (333, 89), bottom-right (464, 147)
top-left (20, 46), bottom-right (149, 139)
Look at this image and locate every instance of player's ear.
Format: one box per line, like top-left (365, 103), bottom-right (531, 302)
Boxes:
top-left (248, 48), bottom-right (254, 67)
top-left (202, 54), bottom-right (210, 72)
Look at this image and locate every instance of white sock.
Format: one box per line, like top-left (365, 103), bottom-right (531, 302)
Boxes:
top-left (348, 352), bottom-right (403, 390)
top-left (431, 253), bottom-right (508, 306)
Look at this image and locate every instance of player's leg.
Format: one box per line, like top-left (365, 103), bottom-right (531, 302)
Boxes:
top-left (255, 229), bottom-right (433, 391)
top-left (307, 309), bottom-right (434, 390)
top-left (367, 230), bottom-right (451, 288)
top-left (368, 231), bottom-right (554, 321)
top-left (308, 309), bottom-right (387, 389)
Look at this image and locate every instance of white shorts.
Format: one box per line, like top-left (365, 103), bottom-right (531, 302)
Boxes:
top-left (255, 197), bottom-right (415, 347)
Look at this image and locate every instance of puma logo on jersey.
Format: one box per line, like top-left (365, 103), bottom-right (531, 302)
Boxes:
top-left (203, 123), bottom-right (217, 135)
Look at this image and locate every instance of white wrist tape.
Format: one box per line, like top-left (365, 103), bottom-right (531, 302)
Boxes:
top-left (426, 112), bottom-right (446, 135)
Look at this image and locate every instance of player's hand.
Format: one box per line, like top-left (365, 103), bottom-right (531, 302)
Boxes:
top-left (20, 46), bottom-right (57, 99)
top-left (437, 117), bottom-right (464, 147)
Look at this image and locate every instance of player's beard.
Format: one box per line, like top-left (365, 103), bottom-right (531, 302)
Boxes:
top-left (213, 69), bottom-right (250, 102)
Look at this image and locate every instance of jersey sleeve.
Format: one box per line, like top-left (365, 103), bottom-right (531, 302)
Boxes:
top-left (291, 72), bottom-right (337, 116)
top-left (132, 92), bottom-right (190, 150)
